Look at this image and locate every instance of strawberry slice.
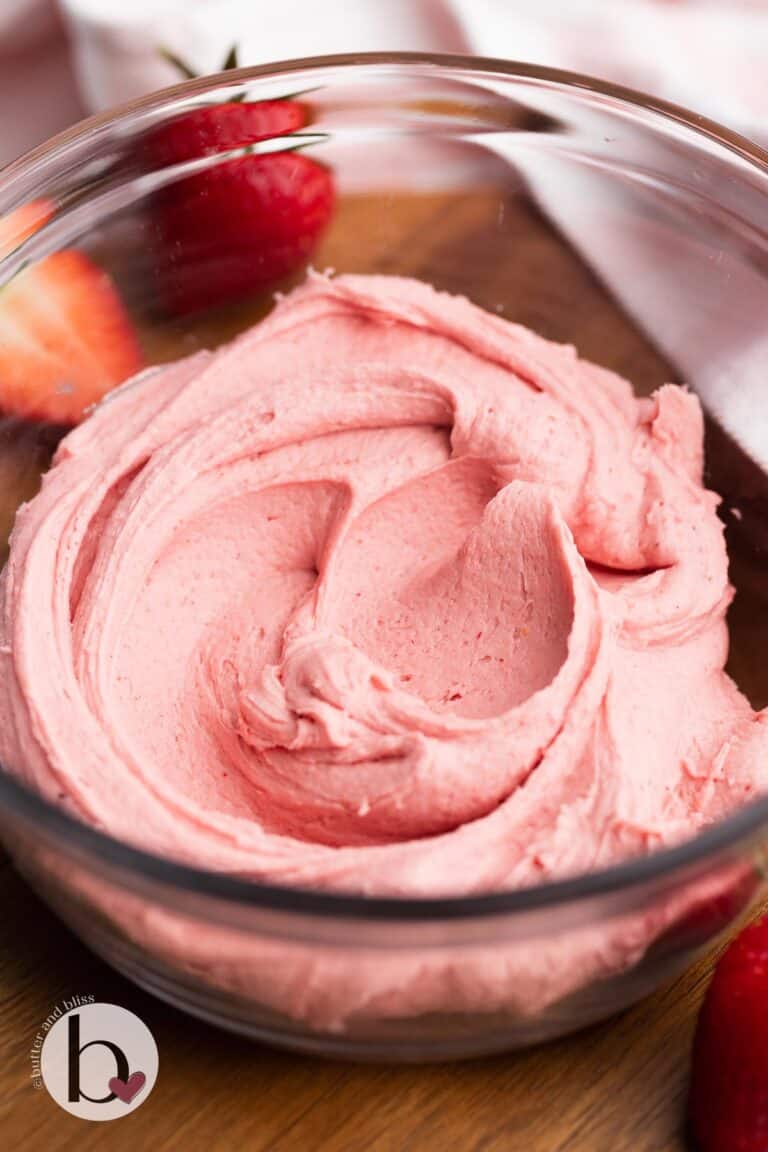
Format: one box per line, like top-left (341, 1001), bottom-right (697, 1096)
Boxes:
top-left (140, 48), bottom-right (334, 317)
top-left (0, 199), bottom-right (54, 259)
top-left (688, 913), bottom-right (768, 1151)
top-left (0, 250), bottom-right (143, 425)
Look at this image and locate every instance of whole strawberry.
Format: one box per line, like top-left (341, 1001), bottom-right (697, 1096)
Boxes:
top-left (689, 914), bottom-right (768, 1151)
top-left (141, 48), bottom-right (334, 317)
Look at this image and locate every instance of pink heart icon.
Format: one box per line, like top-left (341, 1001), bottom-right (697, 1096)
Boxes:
top-left (109, 1071), bottom-right (146, 1104)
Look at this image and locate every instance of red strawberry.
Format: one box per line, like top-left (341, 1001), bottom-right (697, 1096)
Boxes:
top-left (142, 100), bottom-right (306, 168)
top-left (0, 199), bottom-right (54, 258)
top-left (0, 249), bottom-right (143, 424)
top-left (140, 50), bottom-right (334, 317)
top-left (688, 914), bottom-right (768, 1151)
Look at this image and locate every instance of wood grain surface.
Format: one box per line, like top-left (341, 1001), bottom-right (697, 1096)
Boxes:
top-left (1, 187), bottom-right (765, 1151)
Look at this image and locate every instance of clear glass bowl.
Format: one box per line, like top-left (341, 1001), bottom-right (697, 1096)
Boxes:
top-left (1, 53), bottom-right (768, 1060)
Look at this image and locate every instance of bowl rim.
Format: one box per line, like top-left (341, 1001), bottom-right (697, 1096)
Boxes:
top-left (3, 49), bottom-right (768, 190)
top-left (2, 50), bottom-right (768, 922)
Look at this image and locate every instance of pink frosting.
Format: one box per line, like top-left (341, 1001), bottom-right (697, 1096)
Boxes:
top-left (1, 272), bottom-right (766, 903)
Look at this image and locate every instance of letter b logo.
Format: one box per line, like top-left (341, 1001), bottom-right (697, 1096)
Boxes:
top-left (41, 1003), bottom-right (158, 1120)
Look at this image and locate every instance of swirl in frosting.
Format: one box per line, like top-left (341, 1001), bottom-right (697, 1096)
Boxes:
top-left (1, 272), bottom-right (766, 899)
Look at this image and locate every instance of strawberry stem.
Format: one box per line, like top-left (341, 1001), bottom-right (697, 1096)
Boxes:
top-left (222, 45), bottom-right (239, 72)
top-left (160, 43), bottom-right (240, 82)
top-left (158, 44), bottom-right (319, 108)
top-left (160, 47), bottom-right (197, 81)
top-left (276, 85), bottom-right (322, 102)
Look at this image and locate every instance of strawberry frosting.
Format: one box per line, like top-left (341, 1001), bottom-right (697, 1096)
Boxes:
top-left (1, 272), bottom-right (766, 907)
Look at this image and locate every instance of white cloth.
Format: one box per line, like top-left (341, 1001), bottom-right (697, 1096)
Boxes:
top-left (58, 0), bottom-right (466, 111)
top-left (56, 0), bottom-right (768, 143)
top-left (452, 0), bottom-right (768, 143)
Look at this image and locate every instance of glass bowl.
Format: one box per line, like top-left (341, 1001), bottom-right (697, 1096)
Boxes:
top-left (1, 53), bottom-right (768, 1061)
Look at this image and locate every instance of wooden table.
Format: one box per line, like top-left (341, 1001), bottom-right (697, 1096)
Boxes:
top-left (1, 185), bottom-right (765, 1151)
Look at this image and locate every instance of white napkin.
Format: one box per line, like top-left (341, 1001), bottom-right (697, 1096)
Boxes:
top-left (60, 0), bottom-right (768, 144)
top-left (452, 0), bottom-right (768, 143)
top-left (59, 0), bottom-right (465, 111)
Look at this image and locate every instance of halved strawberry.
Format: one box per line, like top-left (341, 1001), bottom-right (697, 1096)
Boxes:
top-left (0, 250), bottom-right (143, 425)
top-left (0, 199), bottom-right (54, 259)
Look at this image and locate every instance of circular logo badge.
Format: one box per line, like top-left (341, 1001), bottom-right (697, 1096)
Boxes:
top-left (40, 1002), bottom-right (158, 1121)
